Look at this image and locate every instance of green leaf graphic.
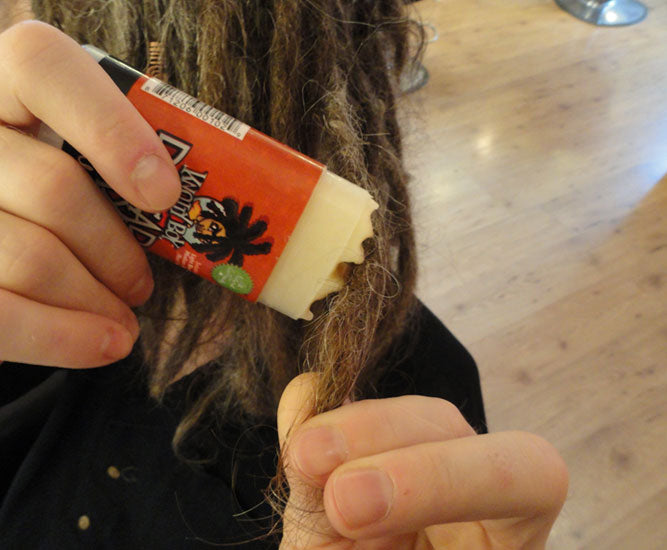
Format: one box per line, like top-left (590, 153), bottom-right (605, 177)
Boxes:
top-left (211, 264), bottom-right (254, 295)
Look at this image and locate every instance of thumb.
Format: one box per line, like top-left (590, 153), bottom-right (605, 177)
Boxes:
top-left (277, 373), bottom-right (339, 549)
top-left (277, 372), bottom-right (319, 449)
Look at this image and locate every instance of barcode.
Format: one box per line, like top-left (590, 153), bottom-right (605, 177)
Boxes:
top-left (141, 78), bottom-right (250, 140)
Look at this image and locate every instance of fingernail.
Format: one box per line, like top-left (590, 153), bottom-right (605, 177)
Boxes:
top-left (333, 469), bottom-right (394, 529)
top-left (121, 309), bottom-right (140, 342)
top-left (292, 426), bottom-right (348, 478)
top-left (131, 154), bottom-right (179, 211)
top-left (128, 270), bottom-right (154, 306)
top-left (101, 326), bottom-right (133, 361)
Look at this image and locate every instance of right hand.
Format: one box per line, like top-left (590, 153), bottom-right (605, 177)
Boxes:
top-left (0, 21), bottom-right (181, 368)
top-left (278, 375), bottom-right (568, 550)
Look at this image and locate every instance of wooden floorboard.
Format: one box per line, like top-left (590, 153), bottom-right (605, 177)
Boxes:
top-left (404, 1), bottom-right (666, 548)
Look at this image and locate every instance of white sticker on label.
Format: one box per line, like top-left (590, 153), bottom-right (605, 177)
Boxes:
top-left (141, 78), bottom-right (250, 140)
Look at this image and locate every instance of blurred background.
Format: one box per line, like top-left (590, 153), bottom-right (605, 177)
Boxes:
top-left (402, 1), bottom-right (666, 549)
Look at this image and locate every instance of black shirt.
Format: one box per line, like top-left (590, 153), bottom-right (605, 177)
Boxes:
top-left (0, 304), bottom-right (485, 549)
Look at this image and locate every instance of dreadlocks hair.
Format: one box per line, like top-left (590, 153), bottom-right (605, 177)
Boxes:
top-left (32, 0), bottom-right (423, 538)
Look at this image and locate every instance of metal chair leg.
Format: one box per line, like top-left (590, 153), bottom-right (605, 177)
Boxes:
top-left (555, 0), bottom-right (648, 26)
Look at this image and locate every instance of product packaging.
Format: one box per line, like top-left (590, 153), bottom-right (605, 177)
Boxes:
top-left (38, 46), bottom-right (378, 320)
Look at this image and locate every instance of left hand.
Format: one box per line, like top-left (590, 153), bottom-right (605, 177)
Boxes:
top-left (277, 373), bottom-right (568, 549)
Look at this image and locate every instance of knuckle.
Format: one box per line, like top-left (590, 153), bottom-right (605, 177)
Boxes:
top-left (0, 23), bottom-right (80, 127)
top-left (0, 20), bottom-right (63, 70)
top-left (436, 399), bottom-right (477, 437)
top-left (85, 105), bottom-right (143, 158)
top-left (395, 395), bottom-right (475, 438)
top-left (433, 397), bottom-right (465, 420)
top-left (0, 128), bottom-right (86, 204)
top-left (425, 444), bottom-right (456, 499)
top-left (90, 109), bottom-right (129, 142)
top-left (1, 224), bottom-right (63, 293)
top-left (33, 150), bottom-right (88, 210)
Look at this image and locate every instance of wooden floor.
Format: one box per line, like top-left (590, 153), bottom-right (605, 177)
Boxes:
top-left (403, 2), bottom-right (666, 549)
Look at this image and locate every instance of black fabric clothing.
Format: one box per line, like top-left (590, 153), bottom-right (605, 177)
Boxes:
top-left (0, 303), bottom-right (485, 549)
top-left (0, 366), bottom-right (66, 499)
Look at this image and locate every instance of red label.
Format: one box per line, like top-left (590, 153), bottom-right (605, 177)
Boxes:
top-left (122, 76), bottom-right (323, 301)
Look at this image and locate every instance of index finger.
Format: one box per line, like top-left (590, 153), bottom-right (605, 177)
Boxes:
top-left (322, 431), bottom-right (569, 540)
top-left (0, 20), bottom-right (180, 212)
top-left (287, 395), bottom-right (476, 482)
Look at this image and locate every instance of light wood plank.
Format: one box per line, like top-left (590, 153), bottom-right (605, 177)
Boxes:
top-left (405, 1), bottom-right (667, 548)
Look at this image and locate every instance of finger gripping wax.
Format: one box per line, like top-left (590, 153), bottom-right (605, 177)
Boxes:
top-left (38, 46), bottom-right (378, 320)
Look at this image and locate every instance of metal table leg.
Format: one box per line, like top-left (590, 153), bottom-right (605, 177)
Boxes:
top-left (555, 0), bottom-right (648, 26)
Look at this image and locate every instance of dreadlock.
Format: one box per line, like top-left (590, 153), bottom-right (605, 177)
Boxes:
top-left (31, 0), bottom-right (422, 529)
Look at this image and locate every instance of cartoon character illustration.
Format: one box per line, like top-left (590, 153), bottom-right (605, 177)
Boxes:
top-left (183, 197), bottom-right (272, 266)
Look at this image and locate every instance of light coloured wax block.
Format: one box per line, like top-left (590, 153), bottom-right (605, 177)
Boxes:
top-left (258, 170), bottom-right (378, 320)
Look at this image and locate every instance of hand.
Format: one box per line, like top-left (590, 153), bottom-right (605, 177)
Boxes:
top-left (0, 21), bottom-right (181, 367)
top-left (278, 374), bottom-right (568, 549)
